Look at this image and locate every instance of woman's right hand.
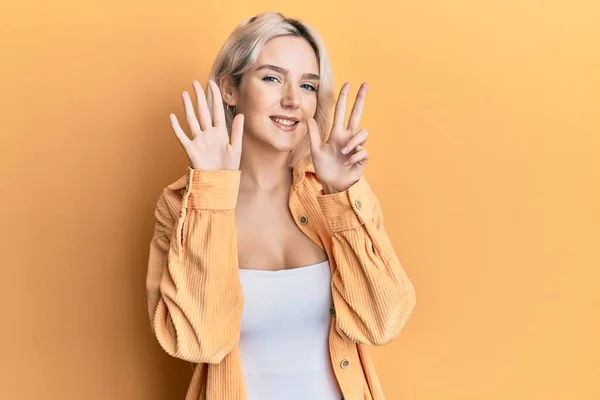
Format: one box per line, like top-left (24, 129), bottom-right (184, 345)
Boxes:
top-left (169, 80), bottom-right (244, 171)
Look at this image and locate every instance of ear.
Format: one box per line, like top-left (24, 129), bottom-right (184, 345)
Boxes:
top-left (219, 75), bottom-right (238, 106)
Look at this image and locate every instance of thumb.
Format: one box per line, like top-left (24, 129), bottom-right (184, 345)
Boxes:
top-left (230, 113), bottom-right (244, 150)
top-left (306, 118), bottom-right (322, 151)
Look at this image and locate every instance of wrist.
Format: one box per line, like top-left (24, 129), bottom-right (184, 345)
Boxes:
top-left (185, 167), bottom-right (241, 210)
top-left (317, 176), bottom-right (374, 232)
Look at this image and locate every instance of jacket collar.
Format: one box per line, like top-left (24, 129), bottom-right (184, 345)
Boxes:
top-left (292, 157), bottom-right (315, 187)
top-left (168, 158), bottom-right (316, 191)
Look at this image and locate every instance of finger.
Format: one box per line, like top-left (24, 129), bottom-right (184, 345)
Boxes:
top-left (341, 129), bottom-right (368, 154)
top-left (182, 91), bottom-right (201, 137)
top-left (208, 80), bottom-right (226, 127)
top-left (230, 113), bottom-right (245, 150)
top-left (169, 113), bottom-right (191, 148)
top-left (192, 81), bottom-right (211, 130)
top-left (347, 83), bottom-right (368, 133)
top-left (306, 118), bottom-right (322, 151)
top-left (332, 83), bottom-right (350, 131)
top-left (344, 148), bottom-right (368, 165)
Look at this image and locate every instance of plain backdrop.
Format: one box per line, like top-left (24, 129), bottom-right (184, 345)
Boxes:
top-left (1, 0), bottom-right (599, 399)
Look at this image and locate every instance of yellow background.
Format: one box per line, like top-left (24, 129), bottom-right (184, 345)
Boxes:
top-left (1, 0), bottom-right (599, 398)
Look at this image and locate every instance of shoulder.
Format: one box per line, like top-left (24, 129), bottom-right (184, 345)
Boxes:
top-left (294, 170), bottom-right (325, 201)
top-left (292, 158), bottom-right (323, 195)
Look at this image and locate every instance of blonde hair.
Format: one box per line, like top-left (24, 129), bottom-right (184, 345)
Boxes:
top-left (206, 12), bottom-right (335, 168)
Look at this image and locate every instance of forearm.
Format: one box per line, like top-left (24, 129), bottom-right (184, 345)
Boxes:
top-left (147, 168), bottom-right (244, 363)
top-left (318, 176), bottom-right (416, 345)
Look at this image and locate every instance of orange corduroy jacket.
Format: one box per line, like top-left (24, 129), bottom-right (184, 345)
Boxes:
top-left (146, 159), bottom-right (416, 400)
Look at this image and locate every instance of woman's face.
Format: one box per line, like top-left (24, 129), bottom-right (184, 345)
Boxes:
top-left (231, 35), bottom-right (320, 153)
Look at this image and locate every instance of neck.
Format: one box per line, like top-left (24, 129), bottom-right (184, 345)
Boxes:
top-left (239, 137), bottom-right (293, 193)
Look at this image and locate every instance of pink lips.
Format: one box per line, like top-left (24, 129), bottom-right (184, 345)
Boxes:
top-left (270, 116), bottom-right (299, 132)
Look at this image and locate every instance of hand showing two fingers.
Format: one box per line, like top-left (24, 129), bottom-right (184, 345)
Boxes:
top-left (170, 80), bottom-right (244, 171)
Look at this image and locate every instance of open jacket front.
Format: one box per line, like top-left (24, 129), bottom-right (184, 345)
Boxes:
top-left (146, 159), bottom-right (416, 400)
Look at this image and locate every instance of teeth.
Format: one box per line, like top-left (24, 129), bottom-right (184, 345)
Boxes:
top-left (272, 117), bottom-right (297, 126)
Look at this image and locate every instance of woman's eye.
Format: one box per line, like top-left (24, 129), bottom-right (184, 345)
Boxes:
top-left (263, 76), bottom-right (280, 83)
top-left (301, 83), bottom-right (317, 92)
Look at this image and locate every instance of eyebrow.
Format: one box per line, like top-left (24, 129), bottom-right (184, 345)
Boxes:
top-left (255, 64), bottom-right (320, 81)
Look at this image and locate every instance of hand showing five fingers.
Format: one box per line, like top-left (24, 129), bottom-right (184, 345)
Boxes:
top-left (307, 82), bottom-right (370, 194)
top-left (170, 80), bottom-right (245, 171)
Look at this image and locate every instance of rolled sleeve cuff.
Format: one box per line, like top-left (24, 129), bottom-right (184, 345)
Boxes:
top-left (317, 176), bottom-right (374, 233)
top-left (185, 167), bottom-right (241, 210)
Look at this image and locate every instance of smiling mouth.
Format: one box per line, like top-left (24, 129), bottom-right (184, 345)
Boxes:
top-left (270, 116), bottom-right (299, 127)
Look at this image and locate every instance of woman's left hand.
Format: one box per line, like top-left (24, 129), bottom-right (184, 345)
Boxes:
top-left (307, 82), bottom-right (370, 194)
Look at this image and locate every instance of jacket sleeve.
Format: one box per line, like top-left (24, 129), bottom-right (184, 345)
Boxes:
top-left (316, 176), bottom-right (416, 346)
top-left (146, 167), bottom-right (244, 363)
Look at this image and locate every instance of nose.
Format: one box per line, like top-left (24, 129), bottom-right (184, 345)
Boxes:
top-left (281, 82), bottom-right (300, 109)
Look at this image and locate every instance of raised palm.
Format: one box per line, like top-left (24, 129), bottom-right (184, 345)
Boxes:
top-left (169, 80), bottom-right (244, 171)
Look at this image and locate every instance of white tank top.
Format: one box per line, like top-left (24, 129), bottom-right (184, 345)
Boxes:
top-left (238, 260), bottom-right (343, 400)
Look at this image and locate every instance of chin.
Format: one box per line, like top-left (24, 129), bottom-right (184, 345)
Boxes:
top-left (269, 137), bottom-right (301, 153)
top-left (267, 124), bottom-right (306, 152)
top-left (246, 119), bottom-right (306, 153)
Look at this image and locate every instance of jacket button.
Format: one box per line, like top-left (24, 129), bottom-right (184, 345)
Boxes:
top-left (355, 199), bottom-right (362, 210)
top-left (340, 359), bottom-right (350, 369)
top-left (329, 306), bottom-right (336, 317)
top-left (299, 215), bottom-right (308, 224)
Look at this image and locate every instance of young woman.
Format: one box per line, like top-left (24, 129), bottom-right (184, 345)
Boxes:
top-left (146, 12), bottom-right (416, 400)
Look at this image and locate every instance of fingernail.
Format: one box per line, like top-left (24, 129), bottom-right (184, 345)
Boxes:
top-left (341, 147), bottom-right (349, 154)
